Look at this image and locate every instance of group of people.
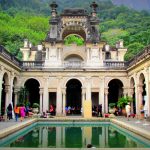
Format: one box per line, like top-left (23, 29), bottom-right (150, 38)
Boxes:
top-left (92, 104), bottom-right (102, 117)
top-left (65, 106), bottom-right (81, 114)
top-left (7, 103), bottom-right (33, 122)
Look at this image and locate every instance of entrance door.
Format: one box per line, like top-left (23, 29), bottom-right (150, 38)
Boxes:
top-left (66, 79), bottom-right (82, 115)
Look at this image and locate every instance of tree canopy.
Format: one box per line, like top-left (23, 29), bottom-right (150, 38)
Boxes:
top-left (0, 0), bottom-right (150, 60)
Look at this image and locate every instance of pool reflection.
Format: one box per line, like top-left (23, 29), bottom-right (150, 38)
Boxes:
top-left (6, 125), bottom-right (149, 148)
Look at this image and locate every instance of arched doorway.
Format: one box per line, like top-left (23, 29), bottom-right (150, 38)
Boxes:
top-left (24, 79), bottom-right (40, 107)
top-left (66, 79), bottom-right (82, 115)
top-left (108, 79), bottom-right (123, 105)
top-left (1, 73), bottom-right (9, 115)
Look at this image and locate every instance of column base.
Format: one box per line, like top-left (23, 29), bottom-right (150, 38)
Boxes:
top-left (56, 113), bottom-right (66, 117)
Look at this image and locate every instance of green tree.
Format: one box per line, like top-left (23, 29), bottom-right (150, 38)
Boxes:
top-left (124, 42), bottom-right (145, 61)
top-left (64, 35), bottom-right (84, 46)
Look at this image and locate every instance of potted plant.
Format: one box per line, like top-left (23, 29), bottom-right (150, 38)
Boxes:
top-left (109, 103), bottom-right (116, 114)
top-left (117, 96), bottom-right (133, 115)
top-left (32, 103), bottom-right (39, 114)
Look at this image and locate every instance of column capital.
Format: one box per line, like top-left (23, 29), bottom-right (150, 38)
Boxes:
top-left (104, 87), bottom-right (109, 94)
top-left (82, 87), bottom-right (86, 94)
top-left (5, 85), bottom-right (10, 93)
top-left (62, 88), bottom-right (66, 94)
top-left (129, 88), bottom-right (134, 96)
top-left (137, 85), bottom-right (143, 93)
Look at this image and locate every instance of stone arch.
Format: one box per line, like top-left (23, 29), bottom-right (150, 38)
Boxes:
top-left (24, 78), bottom-right (40, 106)
top-left (3, 72), bottom-right (9, 85)
top-left (1, 72), bottom-right (9, 115)
top-left (130, 77), bottom-right (135, 88)
top-left (64, 34), bottom-right (84, 41)
top-left (63, 51), bottom-right (85, 61)
top-left (21, 77), bottom-right (41, 87)
top-left (65, 78), bottom-right (82, 115)
top-left (63, 77), bottom-right (84, 88)
top-left (61, 24), bottom-right (87, 41)
top-left (108, 79), bottom-right (124, 105)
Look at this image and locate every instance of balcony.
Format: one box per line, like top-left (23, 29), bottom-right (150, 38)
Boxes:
top-left (103, 60), bottom-right (127, 69)
top-left (21, 61), bottom-right (44, 69)
top-left (0, 45), bottom-right (21, 67)
top-left (64, 61), bottom-right (84, 69)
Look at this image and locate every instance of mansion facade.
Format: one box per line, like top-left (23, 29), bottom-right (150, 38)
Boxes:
top-left (0, 2), bottom-right (150, 117)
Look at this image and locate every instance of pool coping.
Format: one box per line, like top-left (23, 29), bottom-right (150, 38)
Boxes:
top-left (0, 118), bottom-right (150, 150)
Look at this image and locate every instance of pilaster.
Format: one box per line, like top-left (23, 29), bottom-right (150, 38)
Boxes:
top-left (86, 76), bottom-right (91, 101)
top-left (39, 88), bottom-right (44, 113)
top-left (0, 70), bottom-right (3, 115)
top-left (43, 77), bottom-right (49, 112)
top-left (62, 88), bottom-right (66, 116)
top-left (104, 87), bottom-right (109, 113)
top-left (56, 77), bottom-right (63, 116)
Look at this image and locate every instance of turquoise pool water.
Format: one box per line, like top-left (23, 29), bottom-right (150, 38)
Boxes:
top-left (0, 122), bottom-right (150, 148)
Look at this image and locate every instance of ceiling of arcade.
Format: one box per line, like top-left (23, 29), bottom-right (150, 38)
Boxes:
top-left (61, 25), bottom-right (87, 41)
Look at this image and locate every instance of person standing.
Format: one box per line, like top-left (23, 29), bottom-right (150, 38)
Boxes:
top-left (14, 104), bottom-right (20, 122)
top-left (125, 103), bottom-right (131, 121)
top-left (97, 104), bottom-right (102, 117)
top-left (7, 103), bottom-right (13, 120)
top-left (20, 104), bottom-right (26, 122)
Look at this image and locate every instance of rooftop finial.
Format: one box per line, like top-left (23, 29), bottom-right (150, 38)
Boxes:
top-left (90, 1), bottom-right (98, 15)
top-left (50, 1), bottom-right (58, 17)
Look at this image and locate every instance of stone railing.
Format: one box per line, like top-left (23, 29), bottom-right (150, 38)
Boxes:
top-left (1, 44), bottom-right (150, 70)
top-left (21, 61), bottom-right (44, 69)
top-left (0, 45), bottom-right (21, 67)
top-left (127, 45), bottom-right (150, 67)
top-left (103, 60), bottom-right (127, 69)
top-left (64, 61), bottom-right (84, 69)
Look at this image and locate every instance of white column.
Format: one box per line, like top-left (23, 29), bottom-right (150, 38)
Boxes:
top-left (46, 48), bottom-right (48, 59)
top-left (0, 72), bottom-right (3, 115)
top-left (145, 67), bottom-right (150, 116)
top-left (82, 87), bottom-right (86, 116)
top-left (99, 77), bottom-right (104, 113)
top-left (134, 73), bottom-right (138, 115)
top-left (123, 87), bottom-right (128, 97)
top-left (104, 88), bottom-right (108, 113)
top-left (86, 77), bottom-right (91, 101)
top-left (87, 48), bottom-right (90, 61)
top-left (56, 78), bottom-right (63, 116)
top-left (5, 85), bottom-right (10, 114)
top-left (62, 89), bottom-right (66, 116)
top-left (129, 88), bottom-right (134, 113)
top-left (43, 77), bottom-right (49, 112)
top-left (10, 74), bottom-right (14, 106)
top-left (14, 89), bottom-right (18, 106)
top-left (137, 85), bottom-right (143, 115)
top-left (39, 88), bottom-right (43, 113)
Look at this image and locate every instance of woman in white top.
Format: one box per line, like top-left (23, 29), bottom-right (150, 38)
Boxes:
top-left (125, 103), bottom-right (131, 121)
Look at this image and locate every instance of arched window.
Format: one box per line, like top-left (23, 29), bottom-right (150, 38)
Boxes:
top-left (105, 52), bottom-right (111, 60)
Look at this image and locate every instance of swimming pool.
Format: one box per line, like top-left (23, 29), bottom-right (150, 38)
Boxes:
top-left (0, 121), bottom-right (150, 148)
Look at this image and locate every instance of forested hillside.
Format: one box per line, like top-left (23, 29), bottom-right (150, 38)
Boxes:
top-left (0, 0), bottom-right (150, 60)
